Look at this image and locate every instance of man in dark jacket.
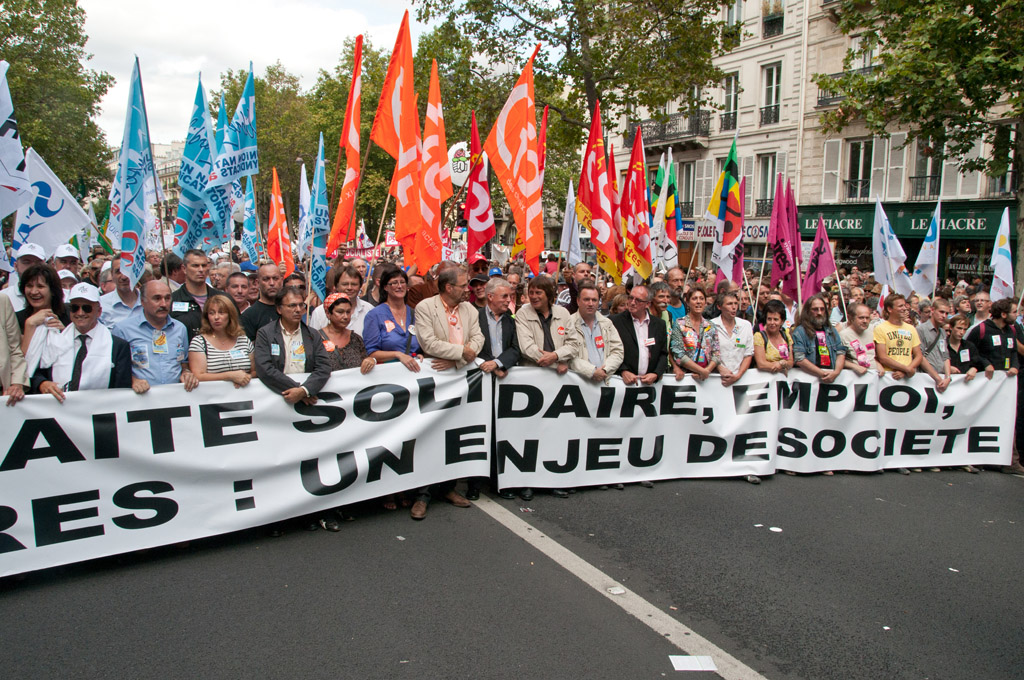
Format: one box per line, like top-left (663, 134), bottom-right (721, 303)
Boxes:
top-left (170, 249), bottom-right (236, 342)
top-left (610, 284), bottom-right (668, 385)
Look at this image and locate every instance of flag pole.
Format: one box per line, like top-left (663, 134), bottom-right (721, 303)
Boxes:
top-left (374, 192), bottom-right (392, 248)
top-left (343, 137), bottom-right (376, 246)
top-left (329, 143), bottom-right (343, 213)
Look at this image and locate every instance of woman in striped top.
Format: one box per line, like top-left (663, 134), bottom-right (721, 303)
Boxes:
top-left (188, 295), bottom-right (255, 387)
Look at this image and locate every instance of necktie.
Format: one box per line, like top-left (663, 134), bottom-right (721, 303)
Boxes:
top-left (69, 335), bottom-right (88, 391)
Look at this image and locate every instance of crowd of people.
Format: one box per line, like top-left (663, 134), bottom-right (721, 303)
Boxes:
top-left (0, 242), bottom-right (1021, 533)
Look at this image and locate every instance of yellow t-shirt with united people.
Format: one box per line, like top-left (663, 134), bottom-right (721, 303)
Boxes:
top-left (873, 320), bottom-right (920, 371)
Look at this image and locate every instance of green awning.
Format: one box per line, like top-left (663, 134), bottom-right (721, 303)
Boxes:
top-left (797, 199), bottom-right (1016, 240)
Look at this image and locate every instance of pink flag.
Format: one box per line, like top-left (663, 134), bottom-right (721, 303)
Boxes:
top-left (785, 179), bottom-right (801, 267)
top-left (802, 216), bottom-right (838, 299)
top-left (768, 174), bottom-right (798, 298)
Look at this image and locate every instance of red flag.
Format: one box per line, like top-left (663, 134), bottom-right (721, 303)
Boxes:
top-left (267, 167), bottom-right (294, 277)
top-left (327, 35), bottom-right (363, 257)
top-left (801, 216), bottom-right (838, 298)
top-left (607, 144), bottom-right (626, 282)
top-left (576, 100), bottom-right (619, 283)
top-left (415, 59), bottom-right (452, 273)
top-left (371, 11), bottom-right (420, 266)
top-left (465, 111), bottom-right (495, 262)
top-left (623, 128), bottom-right (653, 279)
top-left (484, 45), bottom-right (544, 275)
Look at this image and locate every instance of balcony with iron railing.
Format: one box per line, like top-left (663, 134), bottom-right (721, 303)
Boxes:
top-left (755, 198), bottom-right (774, 217)
top-left (909, 174), bottom-right (941, 201)
top-left (759, 104), bottom-right (780, 126)
top-left (817, 66), bottom-right (876, 107)
top-left (720, 111), bottom-right (737, 131)
top-left (985, 172), bottom-right (1016, 199)
top-left (676, 201), bottom-right (694, 218)
top-left (628, 110), bottom-right (711, 147)
top-left (843, 178), bottom-right (871, 202)
top-left (762, 13), bottom-right (784, 38)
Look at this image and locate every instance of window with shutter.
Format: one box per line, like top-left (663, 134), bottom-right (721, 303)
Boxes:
top-left (886, 132), bottom-right (906, 201)
top-left (821, 139), bottom-right (842, 202)
top-left (870, 136), bottom-right (887, 199)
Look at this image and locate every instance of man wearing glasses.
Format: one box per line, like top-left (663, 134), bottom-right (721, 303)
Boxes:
top-left (610, 285), bottom-right (668, 386)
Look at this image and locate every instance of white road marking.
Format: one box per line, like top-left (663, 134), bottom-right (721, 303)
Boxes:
top-left (474, 496), bottom-right (769, 680)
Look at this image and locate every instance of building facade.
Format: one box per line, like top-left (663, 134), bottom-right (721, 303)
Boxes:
top-left (610, 0), bottom-right (1017, 281)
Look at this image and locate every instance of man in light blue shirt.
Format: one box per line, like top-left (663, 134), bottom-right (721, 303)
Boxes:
top-left (112, 280), bottom-right (198, 394)
top-left (99, 267), bottom-right (142, 328)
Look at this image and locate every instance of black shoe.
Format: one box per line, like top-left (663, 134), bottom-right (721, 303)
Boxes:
top-left (465, 488), bottom-right (480, 501)
top-left (319, 517), bottom-right (341, 532)
top-left (552, 488), bottom-right (570, 499)
top-left (519, 488), bottom-right (534, 501)
top-left (268, 527), bottom-right (285, 538)
top-left (306, 520), bottom-right (320, 532)
top-left (498, 489), bottom-right (516, 500)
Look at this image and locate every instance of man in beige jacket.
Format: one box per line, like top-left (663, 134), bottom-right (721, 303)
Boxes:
top-left (515, 275), bottom-right (579, 373)
top-left (568, 281), bottom-right (623, 382)
top-left (409, 267), bottom-right (484, 520)
top-left (0, 294), bottom-right (27, 405)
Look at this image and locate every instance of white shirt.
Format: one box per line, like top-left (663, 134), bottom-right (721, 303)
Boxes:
top-left (1, 284), bottom-right (25, 312)
top-left (631, 313), bottom-right (650, 375)
top-left (99, 289), bottom-right (141, 329)
top-left (713, 315), bottom-right (754, 372)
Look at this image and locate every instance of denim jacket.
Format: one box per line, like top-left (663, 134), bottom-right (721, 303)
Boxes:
top-left (791, 324), bottom-right (847, 368)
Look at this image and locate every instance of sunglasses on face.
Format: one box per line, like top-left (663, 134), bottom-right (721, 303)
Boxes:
top-left (70, 303), bottom-right (94, 314)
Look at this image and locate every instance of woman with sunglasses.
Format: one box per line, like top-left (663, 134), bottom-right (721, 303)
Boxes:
top-left (188, 295), bottom-right (256, 388)
top-left (362, 268), bottom-right (421, 372)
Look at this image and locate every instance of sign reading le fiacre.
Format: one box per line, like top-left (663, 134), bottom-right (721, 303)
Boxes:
top-left (0, 365), bottom-right (1014, 577)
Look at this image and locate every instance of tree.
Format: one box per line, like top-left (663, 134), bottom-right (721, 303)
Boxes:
top-left (813, 0), bottom-right (1024, 288)
top-left (0, 0), bottom-right (113, 196)
top-left (413, 0), bottom-right (740, 129)
top-left (211, 62), bottom-right (316, 231)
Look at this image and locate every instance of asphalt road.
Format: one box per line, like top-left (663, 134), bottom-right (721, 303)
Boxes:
top-left (2, 469), bottom-right (1022, 679)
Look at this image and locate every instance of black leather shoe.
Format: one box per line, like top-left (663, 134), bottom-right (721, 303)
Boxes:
top-left (465, 488), bottom-right (480, 501)
top-left (519, 488), bottom-right (534, 501)
top-left (498, 490), bottom-right (516, 500)
top-left (268, 527), bottom-right (285, 538)
top-left (552, 488), bottom-right (570, 498)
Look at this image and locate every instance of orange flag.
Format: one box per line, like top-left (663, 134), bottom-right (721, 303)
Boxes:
top-left (416, 59), bottom-right (452, 273)
top-left (606, 143), bottom-right (625, 284)
top-left (267, 167), bottom-right (295, 276)
top-left (484, 44), bottom-right (544, 275)
top-left (371, 11), bottom-right (420, 266)
top-left (623, 129), bottom-right (653, 279)
top-left (576, 101), bottom-right (619, 283)
top-left (327, 34), bottom-right (362, 257)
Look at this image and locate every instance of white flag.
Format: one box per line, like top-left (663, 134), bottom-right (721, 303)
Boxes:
top-left (871, 197), bottom-right (913, 296)
top-left (560, 180), bottom-right (582, 266)
top-left (11, 149), bottom-right (91, 257)
top-left (910, 199), bottom-right (940, 297)
top-left (0, 61), bottom-right (31, 220)
top-left (649, 150), bottom-right (670, 270)
top-left (990, 207), bottom-right (1014, 302)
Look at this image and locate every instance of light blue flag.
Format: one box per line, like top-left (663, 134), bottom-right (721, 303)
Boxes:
top-left (113, 58), bottom-right (157, 288)
top-left (297, 162), bottom-right (312, 257)
top-left (208, 63), bottom-right (258, 188)
top-left (215, 92), bottom-right (227, 151)
top-left (241, 176), bottom-right (262, 263)
top-left (173, 75), bottom-right (229, 255)
top-left (309, 133), bottom-right (329, 299)
top-left (910, 199), bottom-right (940, 297)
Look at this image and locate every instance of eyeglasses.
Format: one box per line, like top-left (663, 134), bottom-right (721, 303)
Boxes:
top-left (630, 296), bottom-right (649, 304)
top-left (70, 303), bottom-right (94, 313)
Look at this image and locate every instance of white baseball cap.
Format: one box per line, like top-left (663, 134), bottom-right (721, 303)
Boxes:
top-left (59, 269), bottom-right (79, 282)
top-left (54, 244), bottom-right (81, 260)
top-left (68, 282), bottom-right (101, 303)
top-left (100, 260), bottom-right (113, 273)
top-left (17, 243), bottom-right (46, 262)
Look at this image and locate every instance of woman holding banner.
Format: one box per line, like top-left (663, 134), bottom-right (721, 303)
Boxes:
top-left (752, 300), bottom-right (794, 374)
top-left (17, 263), bottom-right (68, 354)
top-left (363, 268), bottom-right (421, 372)
top-left (188, 296), bottom-right (256, 388)
top-left (670, 287), bottom-right (719, 381)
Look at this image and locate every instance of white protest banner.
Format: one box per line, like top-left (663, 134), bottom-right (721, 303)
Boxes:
top-left (0, 364), bottom-right (490, 578)
top-left (493, 369), bottom-right (1014, 488)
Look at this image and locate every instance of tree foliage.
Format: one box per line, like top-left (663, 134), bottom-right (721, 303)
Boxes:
top-left (413, 0), bottom-right (739, 126)
top-left (814, 0), bottom-right (1024, 284)
top-left (0, 0), bottom-right (113, 196)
